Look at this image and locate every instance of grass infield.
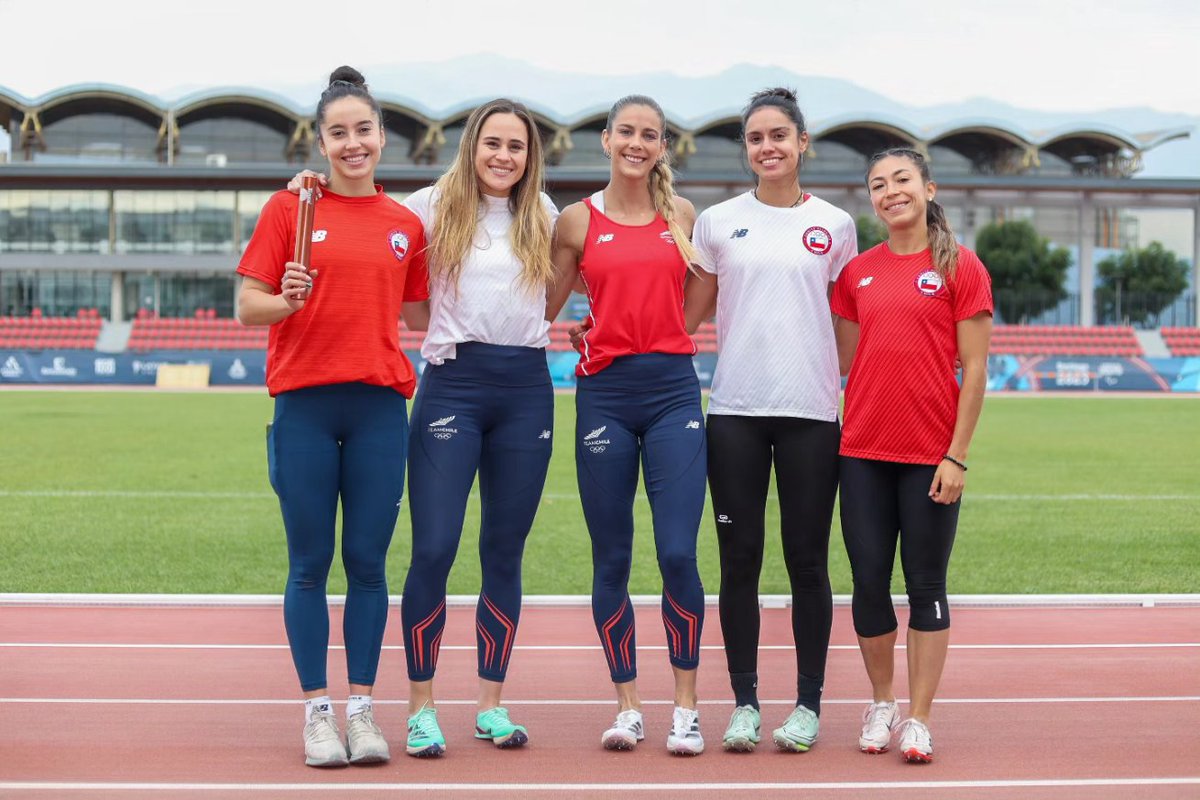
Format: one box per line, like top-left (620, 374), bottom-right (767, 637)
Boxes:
top-left (2, 391), bottom-right (1197, 595)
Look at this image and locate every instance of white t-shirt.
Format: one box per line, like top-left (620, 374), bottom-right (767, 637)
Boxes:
top-left (404, 186), bottom-right (560, 364)
top-left (693, 191), bottom-right (857, 420)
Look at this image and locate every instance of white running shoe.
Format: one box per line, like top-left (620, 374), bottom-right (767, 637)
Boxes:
top-left (601, 709), bottom-right (645, 750)
top-left (304, 708), bottom-right (349, 767)
top-left (667, 706), bottom-right (705, 756)
top-left (897, 718), bottom-right (934, 763)
top-left (858, 700), bottom-right (900, 754)
top-left (346, 707), bottom-right (390, 764)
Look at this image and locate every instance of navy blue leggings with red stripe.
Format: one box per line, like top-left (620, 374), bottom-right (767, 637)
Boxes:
top-left (575, 354), bottom-right (707, 683)
top-left (401, 343), bottom-right (553, 683)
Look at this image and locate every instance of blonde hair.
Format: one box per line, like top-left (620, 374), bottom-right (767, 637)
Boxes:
top-left (427, 99), bottom-right (554, 293)
top-left (606, 95), bottom-right (699, 267)
top-left (867, 147), bottom-right (959, 278)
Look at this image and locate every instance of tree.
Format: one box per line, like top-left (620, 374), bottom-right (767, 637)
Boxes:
top-left (1095, 242), bottom-right (1190, 327)
top-left (855, 214), bottom-right (887, 254)
top-left (974, 220), bottom-right (1072, 324)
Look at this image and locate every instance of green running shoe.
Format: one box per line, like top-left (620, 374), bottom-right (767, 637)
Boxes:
top-left (474, 706), bottom-right (529, 748)
top-left (722, 704), bottom-right (762, 752)
top-left (772, 704), bottom-right (819, 752)
top-left (406, 705), bottom-right (446, 758)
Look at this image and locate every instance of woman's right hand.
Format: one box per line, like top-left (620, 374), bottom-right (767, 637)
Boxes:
top-left (280, 261), bottom-right (318, 311)
top-left (287, 170), bottom-right (328, 198)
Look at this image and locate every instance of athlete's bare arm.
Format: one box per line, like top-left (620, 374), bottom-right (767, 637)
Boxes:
top-left (929, 310), bottom-right (993, 504)
top-left (834, 315), bottom-right (860, 376)
top-left (545, 202), bottom-right (588, 322)
top-left (683, 272), bottom-right (717, 334)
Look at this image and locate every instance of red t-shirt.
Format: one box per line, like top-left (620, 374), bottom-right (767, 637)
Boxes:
top-left (575, 198), bottom-right (695, 376)
top-left (831, 243), bottom-right (992, 464)
top-left (237, 187), bottom-right (429, 397)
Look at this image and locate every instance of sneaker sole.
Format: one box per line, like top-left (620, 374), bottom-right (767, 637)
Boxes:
top-left (722, 737), bottom-right (759, 753)
top-left (406, 743), bottom-right (445, 758)
top-left (305, 754), bottom-right (349, 767)
top-left (903, 748), bottom-right (933, 763)
top-left (475, 729), bottom-right (529, 749)
top-left (602, 733), bottom-right (641, 750)
top-left (667, 740), bottom-right (704, 756)
top-left (772, 733), bottom-right (814, 753)
top-left (348, 748), bottom-right (390, 765)
top-left (860, 744), bottom-right (890, 754)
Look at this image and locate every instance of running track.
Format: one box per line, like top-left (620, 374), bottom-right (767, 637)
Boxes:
top-left (2, 596), bottom-right (1198, 799)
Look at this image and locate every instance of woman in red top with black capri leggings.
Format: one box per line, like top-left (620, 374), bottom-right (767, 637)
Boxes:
top-left (831, 147), bottom-right (993, 764)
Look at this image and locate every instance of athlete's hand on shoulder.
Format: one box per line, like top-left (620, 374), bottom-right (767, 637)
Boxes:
top-left (928, 460), bottom-right (965, 505)
top-left (286, 170), bottom-right (328, 199)
top-left (280, 261), bottom-right (319, 312)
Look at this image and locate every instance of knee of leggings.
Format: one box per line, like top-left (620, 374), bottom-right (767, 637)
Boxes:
top-left (851, 583), bottom-right (897, 638)
top-left (907, 591), bottom-right (951, 632)
top-left (786, 563), bottom-right (831, 593)
top-left (657, 549), bottom-right (698, 585)
top-left (408, 542), bottom-right (458, 579)
top-left (289, 553), bottom-right (334, 591)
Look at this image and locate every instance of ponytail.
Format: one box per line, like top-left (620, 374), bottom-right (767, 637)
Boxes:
top-left (926, 199), bottom-right (959, 279)
top-left (649, 157), bottom-right (699, 268)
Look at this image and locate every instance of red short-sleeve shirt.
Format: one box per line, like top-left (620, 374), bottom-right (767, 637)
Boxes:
top-left (237, 187), bottom-right (429, 397)
top-left (831, 243), bottom-right (992, 464)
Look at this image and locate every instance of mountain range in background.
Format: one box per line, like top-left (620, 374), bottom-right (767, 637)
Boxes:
top-left (164, 55), bottom-right (1197, 180)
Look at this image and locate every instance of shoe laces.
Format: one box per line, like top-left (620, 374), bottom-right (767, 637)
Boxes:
top-left (478, 706), bottom-right (511, 728)
top-left (409, 706), bottom-right (439, 737)
top-left (862, 701), bottom-right (896, 732)
top-left (348, 708), bottom-right (381, 735)
top-left (672, 707), bottom-right (700, 737)
top-left (728, 706), bottom-right (757, 735)
top-left (897, 718), bottom-right (931, 749)
top-left (307, 711), bottom-right (341, 742)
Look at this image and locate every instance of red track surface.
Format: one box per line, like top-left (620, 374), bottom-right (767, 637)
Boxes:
top-left (2, 602), bottom-right (1198, 799)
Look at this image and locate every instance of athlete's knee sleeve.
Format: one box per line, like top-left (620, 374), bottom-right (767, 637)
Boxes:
top-left (906, 584), bottom-right (950, 631)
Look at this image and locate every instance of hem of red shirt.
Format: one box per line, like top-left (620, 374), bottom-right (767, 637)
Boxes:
top-left (838, 448), bottom-right (942, 466)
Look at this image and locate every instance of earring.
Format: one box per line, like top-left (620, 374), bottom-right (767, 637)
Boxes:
top-left (603, 150), bottom-right (611, 160)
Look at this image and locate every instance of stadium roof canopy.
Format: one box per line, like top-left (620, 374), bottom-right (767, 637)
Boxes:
top-left (1, 83), bottom-right (1189, 179)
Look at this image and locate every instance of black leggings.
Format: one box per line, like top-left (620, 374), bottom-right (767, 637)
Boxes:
top-left (839, 456), bottom-right (960, 637)
top-left (707, 415), bottom-right (840, 683)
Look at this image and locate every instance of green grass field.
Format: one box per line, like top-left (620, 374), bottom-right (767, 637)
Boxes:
top-left (1, 390), bottom-right (1197, 595)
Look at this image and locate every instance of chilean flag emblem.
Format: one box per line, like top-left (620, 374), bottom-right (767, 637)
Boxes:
top-left (802, 226), bottom-right (832, 255)
top-left (916, 270), bottom-right (944, 296)
top-left (388, 230), bottom-right (410, 263)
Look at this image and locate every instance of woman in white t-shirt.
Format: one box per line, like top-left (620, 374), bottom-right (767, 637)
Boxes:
top-left (288, 98), bottom-right (558, 758)
top-left (685, 87), bottom-right (857, 755)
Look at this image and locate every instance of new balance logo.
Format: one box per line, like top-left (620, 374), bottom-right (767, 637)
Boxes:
top-left (858, 276), bottom-right (874, 288)
top-left (730, 228), bottom-right (749, 239)
top-left (538, 430), bottom-right (552, 439)
top-left (685, 420), bottom-right (700, 429)
top-left (583, 426), bottom-right (607, 441)
top-left (429, 416), bottom-right (456, 427)
top-left (596, 233), bottom-right (615, 244)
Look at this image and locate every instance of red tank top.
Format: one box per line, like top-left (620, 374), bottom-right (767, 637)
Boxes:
top-left (575, 197), bottom-right (696, 376)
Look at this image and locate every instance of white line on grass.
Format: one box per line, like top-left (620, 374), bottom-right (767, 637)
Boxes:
top-left (2, 489), bottom-right (1197, 502)
top-left (3, 696), bottom-right (1197, 706)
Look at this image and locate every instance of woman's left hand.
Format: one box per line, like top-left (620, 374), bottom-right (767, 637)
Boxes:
top-left (287, 170), bottom-right (328, 198)
top-left (928, 459), bottom-right (965, 505)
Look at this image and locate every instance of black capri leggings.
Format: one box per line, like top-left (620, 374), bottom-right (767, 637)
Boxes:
top-left (707, 414), bottom-right (840, 681)
top-left (839, 456), bottom-right (960, 638)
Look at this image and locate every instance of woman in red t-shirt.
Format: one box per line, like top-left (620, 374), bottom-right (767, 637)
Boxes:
top-left (236, 67), bottom-right (430, 768)
top-left (831, 148), bottom-right (993, 764)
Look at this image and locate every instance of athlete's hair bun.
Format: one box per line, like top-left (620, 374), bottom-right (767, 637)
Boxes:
top-left (328, 66), bottom-right (367, 90)
top-left (749, 87), bottom-right (798, 104)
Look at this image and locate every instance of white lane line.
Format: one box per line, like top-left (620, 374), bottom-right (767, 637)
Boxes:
top-left (3, 642), bottom-right (1198, 651)
top-left (3, 696), bottom-right (1197, 706)
top-left (2, 489), bottom-right (1196, 502)
top-left (2, 778), bottom-right (1198, 792)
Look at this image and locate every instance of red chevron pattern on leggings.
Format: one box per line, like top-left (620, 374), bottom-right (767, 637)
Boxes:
top-left (409, 599), bottom-right (446, 674)
top-left (663, 589), bottom-right (699, 662)
top-left (480, 593), bottom-right (517, 675)
top-left (600, 596), bottom-right (634, 676)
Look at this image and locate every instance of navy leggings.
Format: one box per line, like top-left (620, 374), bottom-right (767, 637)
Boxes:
top-left (839, 456), bottom-right (960, 638)
top-left (402, 343), bottom-right (553, 682)
top-left (268, 382), bottom-right (408, 692)
top-left (575, 354), bottom-right (707, 683)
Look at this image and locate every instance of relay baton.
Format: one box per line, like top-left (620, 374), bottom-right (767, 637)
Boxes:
top-left (293, 175), bottom-right (318, 267)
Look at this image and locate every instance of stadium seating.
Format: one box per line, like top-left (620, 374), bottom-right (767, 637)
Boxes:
top-left (127, 308), bottom-right (427, 352)
top-left (0, 310), bottom-right (103, 350)
top-left (988, 325), bottom-right (1143, 357)
top-left (1161, 327), bottom-right (1200, 357)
